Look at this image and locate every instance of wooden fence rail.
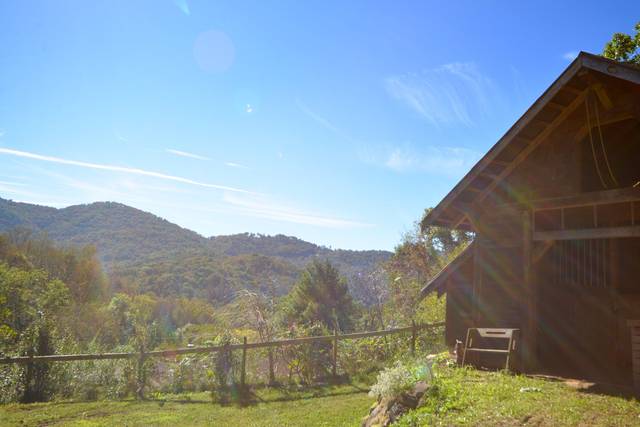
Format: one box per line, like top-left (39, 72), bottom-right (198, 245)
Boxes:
top-left (0, 322), bottom-right (444, 365)
top-left (0, 322), bottom-right (444, 392)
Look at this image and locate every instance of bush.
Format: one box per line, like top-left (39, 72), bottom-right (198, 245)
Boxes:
top-left (283, 323), bottom-right (332, 384)
top-left (369, 360), bottom-right (432, 400)
top-left (168, 355), bottom-right (215, 394)
top-left (50, 339), bottom-right (137, 401)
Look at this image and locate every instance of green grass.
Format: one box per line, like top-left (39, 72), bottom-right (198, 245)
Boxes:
top-left (5, 366), bottom-right (640, 426)
top-left (397, 364), bottom-right (640, 426)
top-left (0, 384), bottom-right (372, 427)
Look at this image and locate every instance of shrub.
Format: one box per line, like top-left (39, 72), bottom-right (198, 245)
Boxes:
top-left (369, 360), bottom-right (432, 400)
top-left (283, 323), bottom-right (332, 384)
top-left (50, 339), bottom-right (137, 401)
top-left (168, 355), bottom-right (215, 393)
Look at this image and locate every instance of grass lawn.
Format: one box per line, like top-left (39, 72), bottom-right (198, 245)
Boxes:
top-left (397, 364), bottom-right (640, 426)
top-left (0, 383), bottom-right (373, 427)
top-left (5, 367), bottom-right (640, 426)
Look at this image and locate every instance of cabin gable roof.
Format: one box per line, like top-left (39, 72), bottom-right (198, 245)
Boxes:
top-left (421, 52), bottom-right (640, 232)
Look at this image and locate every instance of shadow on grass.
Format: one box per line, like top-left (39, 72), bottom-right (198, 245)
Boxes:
top-left (143, 380), bottom-right (370, 408)
top-left (530, 372), bottom-right (638, 400)
top-left (239, 383), bottom-right (369, 407)
top-left (576, 382), bottom-right (637, 400)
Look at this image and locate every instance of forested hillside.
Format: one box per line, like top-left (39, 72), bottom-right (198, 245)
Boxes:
top-left (111, 253), bottom-right (301, 303)
top-left (0, 198), bottom-right (205, 265)
top-left (0, 198), bottom-right (391, 305)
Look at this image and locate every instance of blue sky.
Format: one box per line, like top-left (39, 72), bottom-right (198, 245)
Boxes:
top-left (0, 1), bottom-right (637, 250)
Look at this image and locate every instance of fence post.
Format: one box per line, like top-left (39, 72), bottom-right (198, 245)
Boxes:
top-left (332, 329), bottom-right (338, 378)
top-left (241, 336), bottom-right (247, 388)
top-left (267, 347), bottom-right (275, 386)
top-left (136, 348), bottom-right (146, 400)
top-left (411, 320), bottom-right (416, 356)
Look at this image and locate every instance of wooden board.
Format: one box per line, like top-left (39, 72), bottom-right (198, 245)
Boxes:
top-left (629, 320), bottom-right (640, 391)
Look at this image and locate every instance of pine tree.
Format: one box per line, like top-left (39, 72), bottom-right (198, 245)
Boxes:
top-left (283, 260), bottom-right (355, 332)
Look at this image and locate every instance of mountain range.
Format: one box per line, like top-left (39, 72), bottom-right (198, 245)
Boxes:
top-left (0, 197), bottom-right (392, 305)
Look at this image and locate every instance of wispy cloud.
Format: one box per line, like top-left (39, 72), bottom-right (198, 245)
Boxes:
top-left (0, 129), bottom-right (5, 138)
top-left (385, 145), bottom-right (478, 175)
top-left (223, 193), bottom-right (374, 229)
top-left (166, 148), bottom-right (210, 161)
top-left (0, 147), bottom-right (252, 194)
top-left (385, 62), bottom-right (494, 127)
top-left (296, 98), bottom-right (343, 135)
top-left (225, 162), bottom-right (249, 169)
top-left (173, 0), bottom-right (190, 15)
top-left (0, 183), bottom-right (63, 205)
top-left (563, 51), bottom-right (579, 61)
top-left (361, 144), bottom-right (479, 177)
top-left (10, 200), bottom-right (70, 208)
top-left (0, 180), bottom-right (27, 187)
top-left (114, 130), bottom-right (128, 143)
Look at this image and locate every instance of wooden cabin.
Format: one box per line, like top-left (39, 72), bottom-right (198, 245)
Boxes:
top-left (420, 52), bottom-right (640, 385)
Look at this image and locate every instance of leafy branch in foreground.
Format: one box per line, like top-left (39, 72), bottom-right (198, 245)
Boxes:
top-left (603, 21), bottom-right (640, 64)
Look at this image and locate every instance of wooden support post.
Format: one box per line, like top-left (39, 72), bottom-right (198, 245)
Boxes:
top-left (136, 348), bottom-right (146, 400)
top-left (267, 348), bottom-right (275, 386)
top-left (627, 320), bottom-right (640, 394)
top-left (332, 329), bottom-right (338, 378)
top-left (472, 241), bottom-right (483, 326)
top-left (523, 210), bottom-right (537, 372)
top-left (411, 320), bottom-right (417, 356)
top-left (241, 336), bottom-right (247, 388)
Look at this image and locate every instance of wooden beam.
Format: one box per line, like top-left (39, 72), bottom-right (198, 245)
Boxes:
top-left (480, 172), bottom-right (500, 180)
top-left (532, 117), bottom-right (553, 126)
top-left (562, 85), bottom-right (583, 96)
top-left (581, 53), bottom-right (640, 86)
top-left (472, 240), bottom-right (483, 327)
top-left (593, 83), bottom-right (614, 110)
top-left (531, 187), bottom-right (640, 211)
top-left (450, 214), bottom-right (468, 231)
top-left (523, 210), bottom-right (537, 371)
top-left (547, 100), bottom-right (568, 110)
top-left (533, 225), bottom-right (640, 241)
top-left (474, 92), bottom-right (587, 206)
top-left (532, 240), bottom-right (554, 264)
top-left (513, 135), bottom-right (533, 143)
top-left (491, 160), bottom-right (511, 167)
top-left (449, 201), bottom-right (473, 212)
top-left (572, 110), bottom-right (636, 143)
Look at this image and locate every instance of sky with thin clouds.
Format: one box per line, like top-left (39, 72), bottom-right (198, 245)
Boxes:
top-left (0, 1), bottom-right (637, 250)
